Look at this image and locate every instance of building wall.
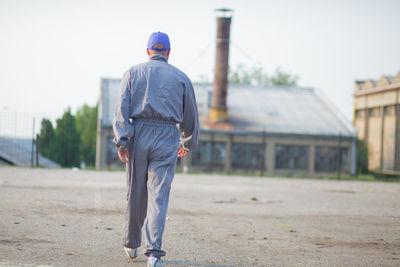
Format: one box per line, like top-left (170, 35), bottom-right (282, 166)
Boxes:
top-left (383, 106), bottom-right (396, 170)
top-left (180, 131), bottom-right (354, 176)
top-left (354, 109), bottom-right (366, 140)
top-left (367, 108), bottom-right (382, 170)
top-left (96, 126), bottom-right (355, 176)
top-left (368, 90), bottom-right (397, 107)
top-left (353, 72), bottom-right (400, 172)
top-left (396, 105), bottom-right (400, 171)
top-left (96, 126), bottom-right (124, 169)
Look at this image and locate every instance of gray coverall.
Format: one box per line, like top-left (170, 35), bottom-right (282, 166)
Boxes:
top-left (113, 54), bottom-right (199, 258)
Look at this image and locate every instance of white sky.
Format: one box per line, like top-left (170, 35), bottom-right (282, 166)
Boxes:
top-left (0, 0), bottom-right (399, 123)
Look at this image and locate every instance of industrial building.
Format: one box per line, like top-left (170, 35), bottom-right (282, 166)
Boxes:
top-left (96, 9), bottom-right (357, 176)
top-left (353, 72), bottom-right (400, 172)
top-left (95, 80), bottom-right (357, 175)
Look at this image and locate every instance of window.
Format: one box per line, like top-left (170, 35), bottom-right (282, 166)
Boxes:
top-left (368, 107), bottom-right (381, 117)
top-left (191, 141), bottom-right (226, 166)
top-left (355, 109), bottom-right (365, 118)
top-left (231, 143), bottom-right (265, 170)
top-left (275, 145), bottom-right (309, 170)
top-left (384, 105), bottom-right (395, 116)
top-left (314, 146), bottom-right (348, 172)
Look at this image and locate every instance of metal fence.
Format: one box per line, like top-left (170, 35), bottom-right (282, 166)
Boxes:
top-left (0, 109), bottom-right (59, 167)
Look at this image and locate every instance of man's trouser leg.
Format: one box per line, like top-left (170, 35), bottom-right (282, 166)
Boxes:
top-left (122, 120), bottom-right (179, 257)
top-left (122, 129), bottom-right (149, 249)
top-left (144, 146), bottom-right (178, 258)
top-left (143, 121), bottom-right (179, 258)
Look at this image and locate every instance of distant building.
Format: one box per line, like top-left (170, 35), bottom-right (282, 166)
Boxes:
top-left (96, 10), bottom-right (357, 176)
top-left (95, 78), bottom-right (121, 169)
top-left (353, 72), bottom-right (400, 171)
top-left (96, 80), bottom-right (357, 176)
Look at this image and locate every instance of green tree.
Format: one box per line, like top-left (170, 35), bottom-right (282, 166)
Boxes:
top-left (357, 139), bottom-right (369, 174)
top-left (228, 64), bottom-right (298, 86)
top-left (38, 118), bottom-right (54, 158)
top-left (75, 104), bottom-right (98, 166)
top-left (228, 64), bottom-right (254, 85)
top-left (52, 108), bottom-right (81, 167)
top-left (270, 67), bottom-right (298, 86)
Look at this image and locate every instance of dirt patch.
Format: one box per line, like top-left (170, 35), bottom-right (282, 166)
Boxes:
top-left (63, 207), bottom-right (124, 216)
top-left (0, 238), bottom-right (52, 245)
top-left (311, 237), bottom-right (400, 250)
top-left (324, 189), bottom-right (356, 194)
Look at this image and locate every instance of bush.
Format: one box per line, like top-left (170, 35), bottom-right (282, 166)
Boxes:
top-left (357, 139), bottom-right (369, 174)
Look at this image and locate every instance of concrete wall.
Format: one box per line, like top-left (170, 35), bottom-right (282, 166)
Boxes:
top-left (383, 109), bottom-right (396, 170)
top-left (353, 75), bottom-right (400, 172)
top-left (367, 111), bottom-right (382, 170)
top-left (355, 109), bottom-right (366, 140)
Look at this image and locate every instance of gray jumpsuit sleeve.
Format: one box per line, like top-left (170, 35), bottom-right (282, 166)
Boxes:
top-left (179, 79), bottom-right (200, 151)
top-left (113, 71), bottom-right (134, 152)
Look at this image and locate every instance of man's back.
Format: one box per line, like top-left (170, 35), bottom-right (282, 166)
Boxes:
top-left (115, 53), bottom-right (199, 152)
top-left (126, 54), bottom-right (192, 124)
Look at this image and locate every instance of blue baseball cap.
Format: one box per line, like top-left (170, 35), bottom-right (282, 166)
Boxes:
top-left (147, 31), bottom-right (170, 51)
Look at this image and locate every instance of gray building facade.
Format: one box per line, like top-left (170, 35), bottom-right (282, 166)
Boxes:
top-left (96, 79), bottom-right (357, 176)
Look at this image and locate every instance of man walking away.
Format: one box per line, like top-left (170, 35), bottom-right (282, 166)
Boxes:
top-left (113, 31), bottom-right (199, 267)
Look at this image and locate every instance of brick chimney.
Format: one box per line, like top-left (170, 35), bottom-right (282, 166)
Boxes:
top-left (209, 8), bottom-right (233, 124)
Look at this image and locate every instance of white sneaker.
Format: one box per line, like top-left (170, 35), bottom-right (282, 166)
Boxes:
top-left (147, 256), bottom-right (165, 267)
top-left (123, 247), bottom-right (138, 260)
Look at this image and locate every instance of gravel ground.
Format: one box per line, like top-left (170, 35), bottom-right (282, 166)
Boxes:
top-left (0, 166), bottom-right (399, 267)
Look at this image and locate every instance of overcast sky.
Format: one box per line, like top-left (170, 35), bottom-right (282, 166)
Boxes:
top-left (0, 0), bottom-right (399, 124)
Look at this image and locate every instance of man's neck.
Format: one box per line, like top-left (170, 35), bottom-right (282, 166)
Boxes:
top-left (149, 53), bottom-right (168, 62)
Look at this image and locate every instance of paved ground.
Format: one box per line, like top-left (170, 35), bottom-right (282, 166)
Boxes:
top-left (0, 166), bottom-right (399, 267)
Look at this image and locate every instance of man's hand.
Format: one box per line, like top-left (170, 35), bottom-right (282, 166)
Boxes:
top-left (177, 147), bottom-right (189, 158)
top-left (118, 150), bottom-right (129, 163)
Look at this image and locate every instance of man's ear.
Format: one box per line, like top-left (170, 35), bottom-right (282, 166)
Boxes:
top-left (146, 49), bottom-right (150, 56)
top-left (166, 49), bottom-right (171, 57)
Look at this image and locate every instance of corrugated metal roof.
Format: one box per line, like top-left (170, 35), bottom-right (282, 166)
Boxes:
top-left (99, 79), bottom-right (356, 137)
top-left (0, 136), bottom-right (60, 168)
